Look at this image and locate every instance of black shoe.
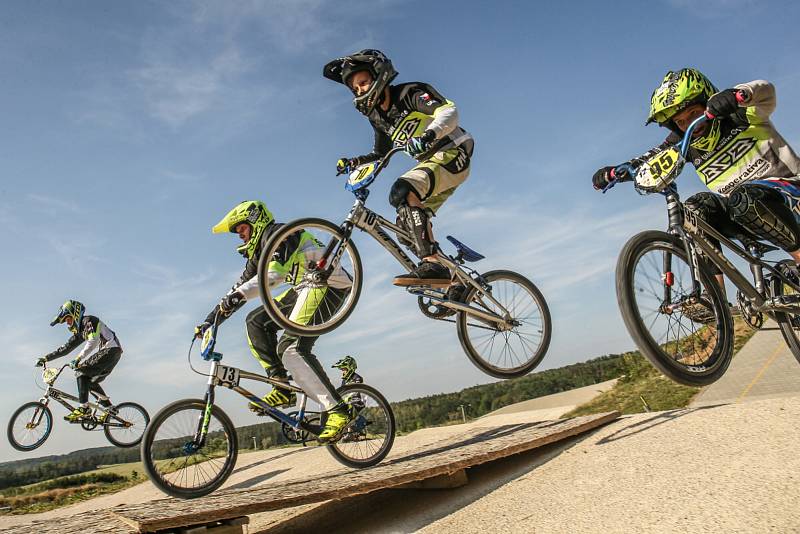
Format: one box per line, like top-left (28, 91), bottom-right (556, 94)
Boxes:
top-left (393, 261), bottom-right (451, 287)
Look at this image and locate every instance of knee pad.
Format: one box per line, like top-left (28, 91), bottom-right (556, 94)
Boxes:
top-left (728, 185), bottom-right (800, 252)
top-left (684, 192), bottom-right (724, 220)
top-left (397, 205), bottom-right (437, 258)
top-left (389, 179), bottom-right (417, 209)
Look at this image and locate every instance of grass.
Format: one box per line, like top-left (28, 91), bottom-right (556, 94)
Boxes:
top-left (563, 317), bottom-right (757, 418)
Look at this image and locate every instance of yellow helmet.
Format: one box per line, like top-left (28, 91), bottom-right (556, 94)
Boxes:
top-left (647, 68), bottom-right (717, 125)
top-left (212, 201), bottom-right (274, 258)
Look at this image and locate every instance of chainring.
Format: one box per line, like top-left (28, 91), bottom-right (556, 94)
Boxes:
top-left (736, 290), bottom-right (763, 330)
top-left (417, 296), bottom-right (455, 319)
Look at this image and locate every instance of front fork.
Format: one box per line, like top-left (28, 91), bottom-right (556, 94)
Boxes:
top-left (194, 369), bottom-right (217, 448)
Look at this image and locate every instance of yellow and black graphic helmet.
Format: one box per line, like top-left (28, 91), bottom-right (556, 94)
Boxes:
top-left (212, 200), bottom-right (274, 259)
top-left (323, 49), bottom-right (398, 115)
top-left (50, 300), bottom-right (85, 333)
top-left (647, 68), bottom-right (717, 126)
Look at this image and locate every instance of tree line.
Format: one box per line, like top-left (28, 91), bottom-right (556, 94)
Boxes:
top-left (1, 353), bottom-right (630, 490)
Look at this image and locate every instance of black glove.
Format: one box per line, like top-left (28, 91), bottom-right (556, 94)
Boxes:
top-left (336, 157), bottom-right (358, 175)
top-left (219, 291), bottom-right (245, 316)
top-left (194, 321), bottom-right (211, 339)
top-left (35, 357), bottom-right (47, 367)
top-left (706, 89), bottom-right (740, 119)
top-left (592, 166), bottom-right (615, 190)
top-left (406, 130), bottom-right (436, 158)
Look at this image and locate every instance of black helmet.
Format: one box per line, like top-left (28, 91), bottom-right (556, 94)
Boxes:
top-left (323, 49), bottom-right (398, 115)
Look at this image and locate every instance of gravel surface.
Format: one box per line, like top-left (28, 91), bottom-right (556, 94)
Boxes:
top-left (330, 396), bottom-right (800, 534)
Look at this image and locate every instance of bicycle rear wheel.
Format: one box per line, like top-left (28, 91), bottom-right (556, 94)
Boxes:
top-left (258, 218), bottom-right (363, 336)
top-left (616, 230), bottom-right (733, 385)
top-left (8, 401), bottom-right (53, 452)
top-left (141, 399), bottom-right (238, 499)
top-left (327, 384), bottom-right (395, 468)
top-left (103, 402), bottom-right (150, 448)
top-left (457, 270), bottom-right (552, 379)
top-left (770, 260), bottom-right (800, 365)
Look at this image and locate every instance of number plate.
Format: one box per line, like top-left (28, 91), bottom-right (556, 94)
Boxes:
top-left (215, 365), bottom-right (240, 387)
top-left (635, 147), bottom-right (682, 192)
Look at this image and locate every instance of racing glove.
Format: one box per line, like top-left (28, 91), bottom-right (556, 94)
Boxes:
top-left (194, 321), bottom-right (211, 339)
top-left (706, 89), bottom-right (742, 118)
top-left (406, 130), bottom-right (436, 158)
top-left (336, 157), bottom-right (357, 175)
top-left (35, 357), bottom-right (47, 367)
top-left (592, 167), bottom-right (615, 190)
top-left (69, 358), bottom-right (80, 370)
top-left (219, 291), bottom-right (245, 316)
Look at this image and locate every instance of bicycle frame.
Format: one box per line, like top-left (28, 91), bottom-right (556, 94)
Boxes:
top-left (34, 364), bottom-right (125, 428)
top-left (619, 113), bottom-right (800, 316)
top-left (322, 147), bottom-right (517, 329)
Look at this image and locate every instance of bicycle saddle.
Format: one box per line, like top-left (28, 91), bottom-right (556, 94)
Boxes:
top-left (446, 236), bottom-right (485, 262)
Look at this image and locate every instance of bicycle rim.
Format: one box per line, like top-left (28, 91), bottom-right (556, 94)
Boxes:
top-left (103, 402), bottom-right (149, 448)
top-left (8, 402), bottom-right (53, 451)
top-left (142, 400), bottom-right (237, 498)
top-left (327, 384), bottom-right (395, 468)
top-left (259, 218), bottom-right (362, 336)
top-left (457, 270), bottom-right (551, 378)
top-left (618, 231), bottom-right (732, 384)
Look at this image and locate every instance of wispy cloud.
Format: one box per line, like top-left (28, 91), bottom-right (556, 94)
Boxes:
top-left (27, 194), bottom-right (80, 214)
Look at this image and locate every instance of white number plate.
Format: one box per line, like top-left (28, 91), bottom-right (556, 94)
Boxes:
top-left (215, 365), bottom-right (240, 387)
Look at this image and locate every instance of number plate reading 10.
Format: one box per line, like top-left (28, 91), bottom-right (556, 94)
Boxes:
top-left (215, 365), bottom-right (240, 387)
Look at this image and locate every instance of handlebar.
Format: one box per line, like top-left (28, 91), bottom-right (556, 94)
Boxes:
top-left (337, 145), bottom-right (407, 179)
top-left (603, 111), bottom-right (712, 193)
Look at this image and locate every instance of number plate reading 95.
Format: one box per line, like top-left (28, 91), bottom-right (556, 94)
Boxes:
top-left (215, 365), bottom-right (240, 387)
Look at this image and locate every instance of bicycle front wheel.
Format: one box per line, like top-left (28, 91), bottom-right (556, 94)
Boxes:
top-left (457, 270), bottom-right (552, 379)
top-left (258, 218), bottom-right (363, 336)
top-left (141, 399), bottom-right (238, 499)
top-left (103, 402), bottom-right (150, 448)
top-left (8, 401), bottom-right (53, 452)
top-left (327, 383), bottom-right (395, 468)
top-left (616, 230), bottom-right (733, 386)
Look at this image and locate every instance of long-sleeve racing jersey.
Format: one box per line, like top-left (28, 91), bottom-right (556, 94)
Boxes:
top-left (353, 82), bottom-right (473, 165)
top-left (44, 315), bottom-right (122, 364)
top-left (625, 80), bottom-right (800, 195)
top-left (205, 223), bottom-right (353, 325)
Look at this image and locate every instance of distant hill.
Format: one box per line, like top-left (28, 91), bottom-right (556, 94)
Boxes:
top-left (0, 352), bottom-right (631, 490)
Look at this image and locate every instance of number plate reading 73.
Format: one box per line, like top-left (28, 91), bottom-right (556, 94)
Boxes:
top-left (215, 365), bottom-right (240, 387)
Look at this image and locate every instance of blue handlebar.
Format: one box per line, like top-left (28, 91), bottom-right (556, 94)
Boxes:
top-left (602, 112), bottom-right (711, 194)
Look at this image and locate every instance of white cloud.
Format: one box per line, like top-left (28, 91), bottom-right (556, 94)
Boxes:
top-left (27, 194), bottom-right (80, 214)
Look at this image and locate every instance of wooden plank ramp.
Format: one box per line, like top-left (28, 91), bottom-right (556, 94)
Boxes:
top-left (4, 412), bottom-right (618, 534)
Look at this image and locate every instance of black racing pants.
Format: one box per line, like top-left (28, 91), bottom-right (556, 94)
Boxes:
top-left (245, 287), bottom-right (346, 380)
top-left (76, 347), bottom-right (122, 404)
top-left (686, 184), bottom-right (800, 274)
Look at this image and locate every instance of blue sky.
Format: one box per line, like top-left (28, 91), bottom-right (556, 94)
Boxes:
top-left (1, 0), bottom-right (798, 461)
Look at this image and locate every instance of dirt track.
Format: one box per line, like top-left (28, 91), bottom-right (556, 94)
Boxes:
top-left (1, 383), bottom-right (797, 533)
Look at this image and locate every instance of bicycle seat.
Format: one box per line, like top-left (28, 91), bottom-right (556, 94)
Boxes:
top-left (446, 236), bottom-right (485, 262)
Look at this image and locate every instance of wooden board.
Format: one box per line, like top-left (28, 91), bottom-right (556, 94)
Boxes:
top-left (4, 412), bottom-right (618, 534)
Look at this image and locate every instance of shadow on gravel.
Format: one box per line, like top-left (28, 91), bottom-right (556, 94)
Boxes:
top-left (226, 468), bottom-right (292, 491)
top-left (263, 427), bottom-right (606, 534)
top-left (596, 403), bottom-right (728, 445)
top-left (231, 449), bottom-right (308, 475)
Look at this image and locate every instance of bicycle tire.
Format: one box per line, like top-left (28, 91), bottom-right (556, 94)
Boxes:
top-left (257, 217), bottom-right (363, 336)
top-left (103, 402), bottom-right (150, 448)
top-left (457, 270), bottom-right (552, 379)
top-left (616, 230), bottom-right (733, 386)
top-left (140, 399), bottom-right (238, 499)
top-left (8, 401), bottom-right (53, 452)
top-left (326, 383), bottom-right (395, 468)
top-left (770, 260), bottom-right (800, 365)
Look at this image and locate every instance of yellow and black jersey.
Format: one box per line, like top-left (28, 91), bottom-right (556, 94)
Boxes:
top-left (354, 82), bottom-right (473, 164)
